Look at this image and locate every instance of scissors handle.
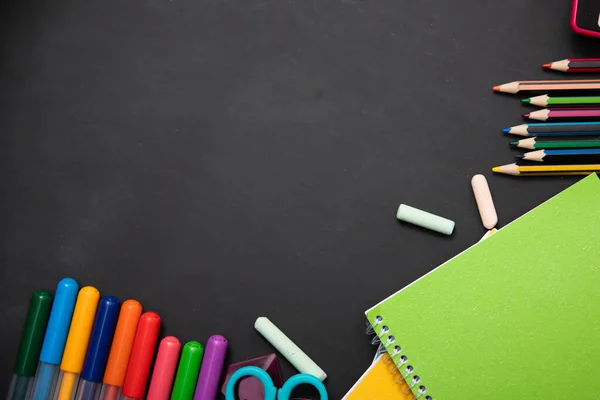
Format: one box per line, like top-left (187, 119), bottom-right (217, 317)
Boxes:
top-left (225, 367), bottom-right (277, 400)
top-left (225, 366), bottom-right (328, 400)
top-left (278, 373), bottom-right (328, 400)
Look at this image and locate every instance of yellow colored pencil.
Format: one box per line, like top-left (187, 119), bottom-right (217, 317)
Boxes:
top-left (492, 163), bottom-right (600, 176)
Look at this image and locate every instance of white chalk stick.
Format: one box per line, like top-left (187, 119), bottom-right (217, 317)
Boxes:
top-left (255, 317), bottom-right (327, 381)
top-left (471, 174), bottom-right (498, 229)
top-left (396, 204), bottom-right (454, 235)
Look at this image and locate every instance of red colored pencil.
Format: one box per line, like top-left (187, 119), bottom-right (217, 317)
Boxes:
top-left (524, 107), bottom-right (600, 121)
top-left (543, 58), bottom-right (600, 73)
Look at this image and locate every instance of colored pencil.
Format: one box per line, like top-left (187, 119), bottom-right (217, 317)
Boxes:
top-left (492, 79), bottom-right (600, 94)
top-left (510, 138), bottom-right (600, 150)
top-left (522, 95), bottom-right (600, 107)
top-left (543, 58), bottom-right (600, 73)
top-left (492, 163), bottom-right (600, 176)
top-left (503, 122), bottom-right (600, 137)
top-left (524, 107), bottom-right (600, 121)
top-left (518, 149), bottom-right (600, 163)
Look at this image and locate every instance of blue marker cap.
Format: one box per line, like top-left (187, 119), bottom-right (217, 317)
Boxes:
top-left (81, 296), bottom-right (121, 382)
top-left (39, 278), bottom-right (79, 364)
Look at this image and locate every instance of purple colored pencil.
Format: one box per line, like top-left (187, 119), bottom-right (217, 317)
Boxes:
top-left (193, 335), bottom-right (227, 400)
top-left (525, 107), bottom-right (600, 121)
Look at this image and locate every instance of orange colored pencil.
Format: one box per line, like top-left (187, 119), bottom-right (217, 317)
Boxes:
top-left (493, 79), bottom-right (600, 94)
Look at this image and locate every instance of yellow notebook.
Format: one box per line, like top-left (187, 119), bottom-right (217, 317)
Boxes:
top-left (343, 354), bottom-right (415, 400)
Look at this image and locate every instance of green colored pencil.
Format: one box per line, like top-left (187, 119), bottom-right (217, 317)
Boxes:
top-left (522, 94), bottom-right (600, 107)
top-left (510, 138), bottom-right (600, 150)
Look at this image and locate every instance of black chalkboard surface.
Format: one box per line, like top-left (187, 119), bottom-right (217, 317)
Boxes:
top-left (0, 0), bottom-right (597, 398)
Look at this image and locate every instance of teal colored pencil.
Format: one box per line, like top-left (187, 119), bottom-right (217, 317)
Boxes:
top-left (510, 138), bottom-right (600, 150)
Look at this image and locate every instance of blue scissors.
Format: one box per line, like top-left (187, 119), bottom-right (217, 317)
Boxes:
top-left (225, 366), bottom-right (328, 400)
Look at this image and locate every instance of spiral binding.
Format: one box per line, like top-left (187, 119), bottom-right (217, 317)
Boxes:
top-left (365, 317), bottom-right (432, 400)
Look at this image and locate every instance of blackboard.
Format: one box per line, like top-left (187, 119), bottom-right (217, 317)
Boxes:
top-left (0, 0), bottom-right (596, 397)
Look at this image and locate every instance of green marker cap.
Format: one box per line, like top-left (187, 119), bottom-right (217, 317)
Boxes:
top-left (13, 290), bottom-right (53, 376)
top-left (170, 341), bottom-right (204, 400)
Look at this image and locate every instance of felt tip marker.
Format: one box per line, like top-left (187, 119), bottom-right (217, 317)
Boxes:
top-left (146, 337), bottom-right (181, 400)
top-left (30, 278), bottom-right (79, 400)
top-left (170, 341), bottom-right (204, 400)
top-left (99, 300), bottom-right (143, 400)
top-left (193, 335), bottom-right (228, 400)
top-left (52, 286), bottom-right (100, 400)
top-left (121, 312), bottom-right (161, 400)
top-left (74, 296), bottom-right (120, 400)
top-left (7, 291), bottom-right (53, 400)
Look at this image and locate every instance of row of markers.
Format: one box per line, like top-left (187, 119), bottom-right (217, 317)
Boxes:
top-left (492, 57), bottom-right (600, 177)
top-left (8, 279), bottom-right (224, 400)
top-left (8, 278), bottom-right (328, 400)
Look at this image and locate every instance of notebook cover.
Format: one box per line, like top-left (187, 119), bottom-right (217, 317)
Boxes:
top-left (342, 355), bottom-right (415, 400)
top-left (366, 174), bottom-right (600, 399)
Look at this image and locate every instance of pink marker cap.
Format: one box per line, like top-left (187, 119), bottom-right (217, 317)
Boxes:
top-left (146, 336), bottom-right (181, 400)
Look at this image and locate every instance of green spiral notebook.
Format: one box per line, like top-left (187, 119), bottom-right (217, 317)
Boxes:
top-left (366, 174), bottom-right (600, 400)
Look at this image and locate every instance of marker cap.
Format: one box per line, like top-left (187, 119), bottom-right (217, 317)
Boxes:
top-left (122, 312), bottom-right (161, 399)
top-left (61, 286), bottom-right (101, 373)
top-left (193, 335), bottom-right (228, 400)
top-left (13, 290), bottom-right (53, 376)
top-left (170, 341), bottom-right (204, 400)
top-left (39, 278), bottom-right (79, 364)
top-left (103, 300), bottom-right (143, 386)
top-left (147, 336), bottom-right (181, 400)
top-left (81, 296), bottom-right (121, 382)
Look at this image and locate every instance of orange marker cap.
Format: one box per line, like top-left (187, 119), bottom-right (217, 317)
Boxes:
top-left (103, 299), bottom-right (143, 386)
top-left (122, 312), bottom-right (161, 399)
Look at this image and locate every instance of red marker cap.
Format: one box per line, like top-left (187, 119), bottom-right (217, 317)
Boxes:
top-left (121, 312), bottom-right (161, 399)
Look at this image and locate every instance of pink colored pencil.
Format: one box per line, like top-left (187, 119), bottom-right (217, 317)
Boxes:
top-left (146, 337), bottom-right (181, 400)
top-left (524, 107), bottom-right (600, 121)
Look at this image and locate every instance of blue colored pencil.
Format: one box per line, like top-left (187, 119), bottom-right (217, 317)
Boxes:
top-left (503, 121), bottom-right (600, 137)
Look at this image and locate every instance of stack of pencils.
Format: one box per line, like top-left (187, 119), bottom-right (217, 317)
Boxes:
top-left (493, 58), bottom-right (600, 177)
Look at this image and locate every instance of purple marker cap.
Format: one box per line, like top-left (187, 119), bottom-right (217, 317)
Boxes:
top-left (193, 335), bottom-right (228, 400)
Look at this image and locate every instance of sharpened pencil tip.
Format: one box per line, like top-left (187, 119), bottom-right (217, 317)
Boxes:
top-left (521, 98), bottom-right (531, 103)
top-left (515, 154), bottom-right (523, 159)
top-left (510, 141), bottom-right (518, 146)
top-left (523, 113), bottom-right (530, 118)
top-left (502, 128), bottom-right (510, 134)
top-left (542, 63), bottom-right (552, 69)
top-left (492, 86), bottom-right (500, 92)
top-left (492, 167), bottom-right (500, 173)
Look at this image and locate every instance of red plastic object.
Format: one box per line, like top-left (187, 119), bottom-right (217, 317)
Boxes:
top-left (571, 0), bottom-right (600, 39)
top-left (122, 312), bottom-right (161, 399)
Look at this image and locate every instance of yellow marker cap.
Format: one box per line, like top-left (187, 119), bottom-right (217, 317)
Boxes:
top-left (60, 286), bottom-right (100, 373)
